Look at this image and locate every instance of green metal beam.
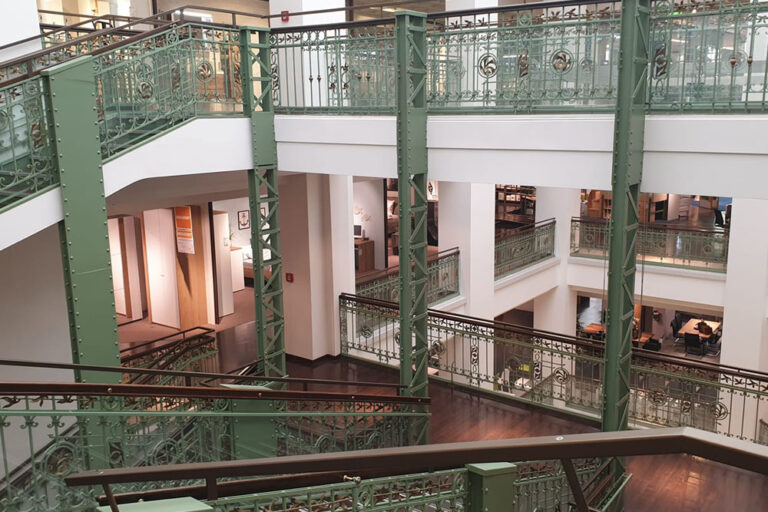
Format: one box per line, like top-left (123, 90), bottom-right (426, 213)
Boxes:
top-left (603, 0), bottom-right (651, 433)
top-left (240, 27), bottom-right (286, 377)
top-left (395, 11), bottom-right (429, 444)
top-left (42, 57), bottom-right (120, 384)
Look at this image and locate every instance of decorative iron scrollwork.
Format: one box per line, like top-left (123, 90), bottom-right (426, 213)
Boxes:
top-left (196, 60), bottom-right (214, 82)
top-left (653, 44), bottom-right (668, 78)
top-left (551, 50), bottom-right (573, 73)
top-left (518, 51), bottom-right (529, 78)
top-left (477, 53), bottom-right (498, 78)
top-left (710, 402), bottom-right (729, 421)
top-left (137, 80), bottom-right (154, 100)
top-left (171, 63), bottom-right (181, 90)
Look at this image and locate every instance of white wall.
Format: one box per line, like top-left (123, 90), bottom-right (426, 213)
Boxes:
top-left (279, 173), bottom-right (347, 360)
top-left (353, 179), bottom-right (386, 269)
top-left (122, 216), bottom-right (146, 320)
top-left (142, 208), bottom-right (180, 329)
top-left (107, 218), bottom-right (127, 315)
top-left (0, 226), bottom-right (73, 380)
top-left (439, 182), bottom-right (495, 317)
top-left (721, 198), bottom-right (768, 371)
top-left (529, 188), bottom-right (581, 334)
top-left (269, 0), bottom-right (344, 30)
top-left (0, 0), bottom-right (41, 62)
top-left (213, 211), bottom-right (235, 317)
top-left (212, 197), bottom-right (252, 257)
top-left (567, 258), bottom-right (726, 314)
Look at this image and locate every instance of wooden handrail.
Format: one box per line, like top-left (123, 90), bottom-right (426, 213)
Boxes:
top-left (0, 380), bottom-right (428, 405)
top-left (0, 358), bottom-right (405, 391)
top-left (355, 246), bottom-right (459, 285)
top-left (64, 428), bottom-right (768, 492)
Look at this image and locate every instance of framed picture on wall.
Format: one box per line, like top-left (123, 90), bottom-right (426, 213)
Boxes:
top-left (237, 210), bottom-right (250, 230)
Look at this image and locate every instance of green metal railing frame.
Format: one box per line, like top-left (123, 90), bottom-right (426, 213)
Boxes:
top-left (356, 247), bottom-right (460, 306)
top-left (570, 217), bottom-right (730, 272)
top-left (340, 293), bottom-right (768, 447)
top-left (0, 367), bottom-right (428, 512)
top-left (494, 218), bottom-right (556, 279)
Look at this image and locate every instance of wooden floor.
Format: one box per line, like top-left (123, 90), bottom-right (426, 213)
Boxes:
top-left (287, 356), bottom-right (768, 512)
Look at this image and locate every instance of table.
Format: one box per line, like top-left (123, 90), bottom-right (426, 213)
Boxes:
top-left (583, 323), bottom-right (606, 335)
top-left (355, 238), bottom-right (375, 273)
top-left (677, 319), bottom-right (721, 340)
top-left (634, 332), bottom-right (653, 344)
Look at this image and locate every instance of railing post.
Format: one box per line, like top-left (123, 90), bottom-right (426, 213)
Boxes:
top-left (602, 0), bottom-right (650, 436)
top-left (41, 56), bottom-right (120, 384)
top-left (240, 27), bottom-right (286, 378)
top-left (466, 462), bottom-right (519, 512)
top-left (395, 10), bottom-right (429, 443)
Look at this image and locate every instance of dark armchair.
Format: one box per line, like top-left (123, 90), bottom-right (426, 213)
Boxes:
top-left (684, 332), bottom-right (706, 356)
top-left (671, 315), bottom-right (684, 346)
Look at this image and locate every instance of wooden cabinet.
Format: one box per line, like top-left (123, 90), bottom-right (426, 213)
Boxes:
top-left (355, 238), bottom-right (375, 273)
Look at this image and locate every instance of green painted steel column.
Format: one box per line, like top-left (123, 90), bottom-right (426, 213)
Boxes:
top-left (240, 27), bottom-right (286, 377)
top-left (395, 11), bottom-right (429, 402)
top-left (42, 57), bottom-right (120, 383)
top-left (602, 0), bottom-right (650, 433)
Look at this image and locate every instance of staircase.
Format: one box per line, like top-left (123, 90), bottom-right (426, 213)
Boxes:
top-left (0, 357), bottom-right (425, 512)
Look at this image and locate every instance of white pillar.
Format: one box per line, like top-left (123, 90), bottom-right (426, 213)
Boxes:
top-left (439, 182), bottom-right (495, 317)
top-left (329, 174), bottom-right (356, 356)
top-left (270, 0), bottom-right (344, 27)
top-left (533, 187), bottom-right (581, 336)
top-left (0, 0), bottom-right (40, 62)
top-left (280, 173), bottom-right (354, 360)
top-left (720, 198), bottom-right (768, 372)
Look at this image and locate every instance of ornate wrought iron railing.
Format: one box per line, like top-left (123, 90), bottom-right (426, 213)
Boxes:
top-left (94, 22), bottom-right (246, 160)
top-left (356, 247), bottom-right (460, 305)
top-left (0, 376), bottom-right (427, 512)
top-left (65, 428), bottom-right (768, 512)
top-left (120, 328), bottom-right (219, 385)
top-left (206, 459), bottom-right (604, 512)
top-left (340, 293), bottom-right (768, 446)
top-left (0, 77), bottom-right (59, 212)
top-left (270, 19), bottom-right (397, 114)
top-left (495, 218), bottom-right (556, 279)
top-left (425, 1), bottom-right (621, 113)
top-left (570, 217), bottom-right (729, 272)
top-left (648, 0), bottom-right (768, 112)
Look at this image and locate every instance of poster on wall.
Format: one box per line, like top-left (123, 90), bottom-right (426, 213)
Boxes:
top-left (174, 206), bottom-right (195, 254)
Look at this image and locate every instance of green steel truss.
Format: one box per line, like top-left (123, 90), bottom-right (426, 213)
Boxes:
top-left (42, 57), bottom-right (120, 384)
top-left (602, 0), bottom-right (651, 434)
top-left (395, 12), bottom-right (429, 409)
top-left (241, 27), bottom-right (286, 378)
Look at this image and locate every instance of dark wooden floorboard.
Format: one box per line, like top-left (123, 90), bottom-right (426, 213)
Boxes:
top-left (286, 356), bottom-right (768, 512)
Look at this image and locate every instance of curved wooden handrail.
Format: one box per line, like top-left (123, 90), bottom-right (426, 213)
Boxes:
top-left (0, 380), bottom-right (427, 405)
top-left (0, 357), bottom-right (405, 392)
top-left (64, 428), bottom-right (768, 492)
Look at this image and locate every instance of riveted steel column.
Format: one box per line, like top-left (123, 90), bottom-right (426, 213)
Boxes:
top-left (241, 27), bottom-right (285, 377)
top-left (395, 11), bottom-right (429, 416)
top-left (602, 0), bottom-right (650, 434)
top-left (42, 57), bottom-right (120, 384)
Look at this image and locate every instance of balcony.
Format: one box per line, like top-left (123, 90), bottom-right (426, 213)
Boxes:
top-left (340, 293), bottom-right (768, 446)
top-left (495, 219), bottom-right (556, 279)
top-left (271, 0), bottom-right (768, 115)
top-left (355, 247), bottom-right (460, 306)
top-left (570, 217), bottom-right (729, 272)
